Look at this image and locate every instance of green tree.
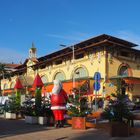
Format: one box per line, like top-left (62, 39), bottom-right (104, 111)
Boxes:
top-left (0, 63), bottom-right (7, 95)
top-left (35, 87), bottom-right (42, 115)
top-left (0, 63), bottom-right (13, 95)
top-left (67, 88), bottom-right (91, 117)
top-left (101, 79), bottom-right (132, 122)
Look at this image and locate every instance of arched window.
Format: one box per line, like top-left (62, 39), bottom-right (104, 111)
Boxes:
top-left (10, 82), bottom-right (15, 89)
top-left (54, 72), bottom-right (65, 81)
top-left (119, 66), bottom-right (128, 76)
top-left (41, 75), bottom-right (48, 84)
top-left (74, 67), bottom-right (88, 79)
top-left (3, 83), bottom-right (8, 90)
top-left (118, 63), bottom-right (132, 77)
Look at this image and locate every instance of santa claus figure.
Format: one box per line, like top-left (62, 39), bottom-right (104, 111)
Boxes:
top-left (51, 79), bottom-right (68, 128)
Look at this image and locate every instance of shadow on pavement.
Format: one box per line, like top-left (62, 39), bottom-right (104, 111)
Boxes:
top-left (70, 129), bottom-right (140, 140)
top-left (0, 118), bottom-right (52, 138)
top-left (55, 137), bottom-right (69, 140)
top-left (1, 118), bottom-right (140, 140)
top-left (70, 129), bottom-right (111, 140)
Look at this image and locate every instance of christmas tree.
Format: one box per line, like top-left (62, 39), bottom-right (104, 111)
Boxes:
top-left (67, 88), bottom-right (91, 117)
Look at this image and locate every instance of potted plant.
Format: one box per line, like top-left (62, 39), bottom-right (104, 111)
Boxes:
top-left (23, 73), bottom-right (43, 124)
top-left (22, 98), bottom-right (38, 124)
top-left (101, 80), bottom-right (133, 137)
top-left (4, 96), bottom-right (21, 119)
top-left (67, 88), bottom-right (91, 129)
top-left (38, 97), bottom-right (51, 125)
top-left (22, 88), bottom-right (51, 125)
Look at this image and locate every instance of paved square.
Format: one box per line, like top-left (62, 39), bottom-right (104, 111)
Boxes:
top-left (0, 118), bottom-right (140, 140)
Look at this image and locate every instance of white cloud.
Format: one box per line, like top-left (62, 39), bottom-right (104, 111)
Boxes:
top-left (117, 31), bottom-right (140, 49)
top-left (45, 32), bottom-right (92, 43)
top-left (0, 47), bottom-right (27, 64)
top-left (46, 33), bottom-right (78, 41)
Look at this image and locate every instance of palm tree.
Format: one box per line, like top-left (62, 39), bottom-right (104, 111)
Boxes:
top-left (0, 63), bottom-right (9, 95)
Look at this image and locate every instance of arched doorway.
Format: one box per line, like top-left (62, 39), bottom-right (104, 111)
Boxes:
top-left (118, 63), bottom-right (132, 95)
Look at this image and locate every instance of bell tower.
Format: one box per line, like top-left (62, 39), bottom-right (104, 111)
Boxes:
top-left (29, 42), bottom-right (36, 58)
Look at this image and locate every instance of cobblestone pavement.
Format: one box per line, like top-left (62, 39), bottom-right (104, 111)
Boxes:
top-left (0, 118), bottom-right (140, 140)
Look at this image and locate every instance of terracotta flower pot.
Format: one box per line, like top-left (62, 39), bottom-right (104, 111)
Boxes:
top-left (72, 117), bottom-right (86, 130)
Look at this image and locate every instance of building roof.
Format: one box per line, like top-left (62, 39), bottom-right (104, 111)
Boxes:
top-left (15, 57), bottom-right (38, 69)
top-left (78, 34), bottom-right (137, 48)
top-left (3, 63), bottom-right (21, 72)
top-left (39, 34), bottom-right (137, 59)
top-left (5, 63), bottom-right (20, 69)
top-left (0, 63), bottom-right (20, 79)
top-left (11, 34), bottom-right (139, 72)
top-left (33, 34), bottom-right (138, 67)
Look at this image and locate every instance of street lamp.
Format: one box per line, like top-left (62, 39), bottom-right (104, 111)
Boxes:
top-left (60, 44), bottom-right (75, 88)
top-left (72, 45), bottom-right (75, 88)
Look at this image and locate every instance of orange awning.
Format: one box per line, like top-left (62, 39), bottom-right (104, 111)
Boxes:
top-left (3, 89), bottom-right (15, 93)
top-left (124, 79), bottom-right (140, 84)
top-left (41, 80), bottom-right (88, 94)
top-left (110, 76), bottom-right (140, 84)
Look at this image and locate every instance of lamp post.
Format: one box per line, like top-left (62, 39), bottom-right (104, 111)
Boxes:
top-left (60, 44), bottom-right (75, 89)
top-left (72, 45), bottom-right (75, 89)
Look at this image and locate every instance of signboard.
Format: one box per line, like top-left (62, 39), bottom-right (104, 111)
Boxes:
top-left (93, 72), bottom-right (101, 91)
top-left (93, 72), bottom-right (101, 81)
top-left (93, 82), bottom-right (100, 91)
top-left (93, 72), bottom-right (101, 111)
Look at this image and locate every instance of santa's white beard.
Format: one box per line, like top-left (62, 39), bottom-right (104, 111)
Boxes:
top-left (52, 85), bottom-right (61, 94)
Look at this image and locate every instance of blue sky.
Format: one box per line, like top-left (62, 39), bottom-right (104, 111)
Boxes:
top-left (0, 0), bottom-right (140, 63)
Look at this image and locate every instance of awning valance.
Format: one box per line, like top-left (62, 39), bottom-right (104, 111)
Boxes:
top-left (124, 78), bottom-right (140, 84)
top-left (110, 76), bottom-right (140, 84)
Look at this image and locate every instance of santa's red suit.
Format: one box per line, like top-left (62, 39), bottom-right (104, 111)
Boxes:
top-left (51, 80), bottom-right (68, 127)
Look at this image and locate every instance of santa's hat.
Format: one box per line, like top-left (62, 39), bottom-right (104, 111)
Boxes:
top-left (52, 79), bottom-right (62, 94)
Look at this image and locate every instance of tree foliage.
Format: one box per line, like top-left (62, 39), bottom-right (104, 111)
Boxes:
top-left (102, 79), bottom-right (133, 122)
top-left (67, 89), bottom-right (91, 117)
top-left (35, 87), bottom-right (42, 116)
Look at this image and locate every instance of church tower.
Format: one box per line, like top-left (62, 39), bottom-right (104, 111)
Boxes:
top-left (29, 42), bottom-right (37, 58)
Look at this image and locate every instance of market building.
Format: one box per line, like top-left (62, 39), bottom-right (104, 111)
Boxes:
top-left (1, 34), bottom-right (140, 102)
